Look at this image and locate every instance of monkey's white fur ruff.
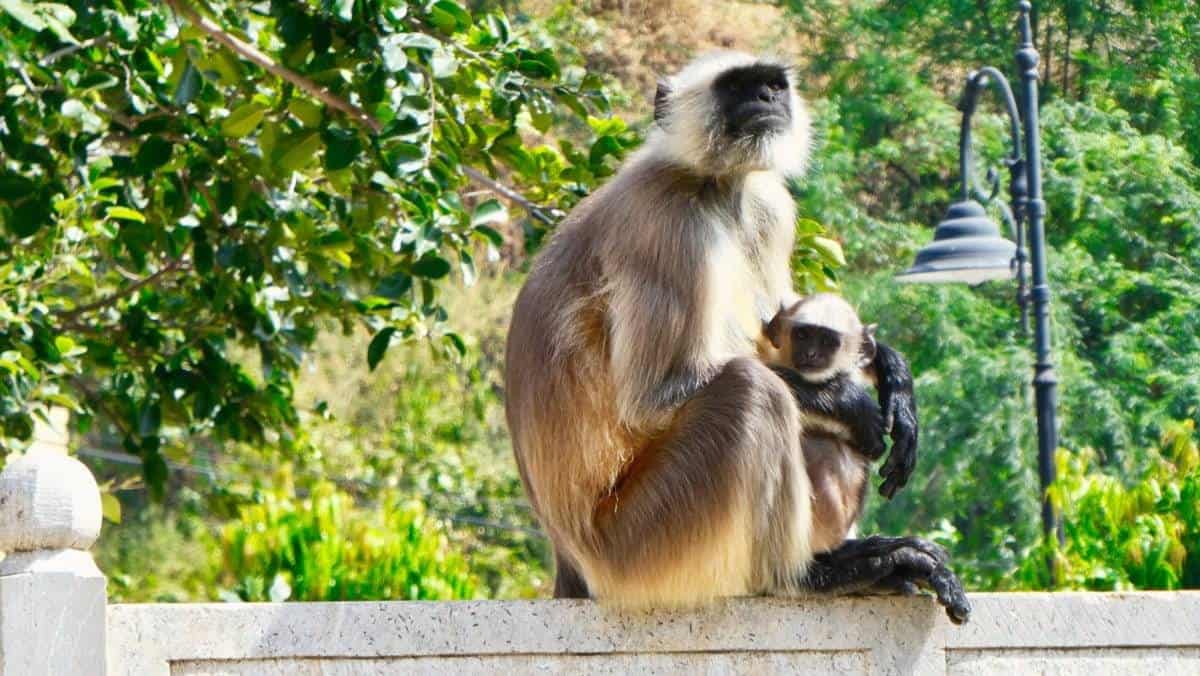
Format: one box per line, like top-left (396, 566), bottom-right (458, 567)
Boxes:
top-left (646, 50), bottom-right (812, 178)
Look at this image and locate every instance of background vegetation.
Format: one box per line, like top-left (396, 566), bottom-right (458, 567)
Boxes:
top-left (4, 0), bottom-right (1198, 600)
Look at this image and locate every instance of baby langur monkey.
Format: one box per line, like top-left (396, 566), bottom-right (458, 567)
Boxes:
top-left (763, 293), bottom-right (903, 554)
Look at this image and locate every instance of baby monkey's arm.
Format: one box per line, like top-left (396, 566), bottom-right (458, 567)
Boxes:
top-left (768, 366), bottom-right (887, 460)
top-left (865, 342), bottom-right (919, 499)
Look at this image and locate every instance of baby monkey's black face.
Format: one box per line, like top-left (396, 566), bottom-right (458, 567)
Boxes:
top-left (787, 322), bottom-right (844, 374)
top-left (712, 63), bottom-right (792, 139)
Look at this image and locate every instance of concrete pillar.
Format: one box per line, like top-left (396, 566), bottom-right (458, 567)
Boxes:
top-left (0, 408), bottom-right (106, 675)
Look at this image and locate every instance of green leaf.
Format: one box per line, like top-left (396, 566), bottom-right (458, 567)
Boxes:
top-left (77, 71), bottom-right (119, 93)
top-left (444, 332), bottom-right (466, 356)
top-left (101, 492), bottom-right (122, 524)
top-left (412, 254), bottom-right (451, 279)
top-left (795, 218), bottom-right (825, 236)
top-left (380, 35), bottom-right (410, 72)
top-left (588, 135), bottom-right (623, 166)
top-left (388, 143), bottom-right (427, 175)
top-left (810, 236), bottom-right (846, 266)
top-left (316, 230), bottom-right (354, 252)
top-left (36, 2), bottom-right (76, 42)
top-left (275, 132), bottom-right (322, 172)
top-left (331, 0), bottom-right (355, 21)
top-left (428, 1), bottom-right (471, 32)
top-left (10, 196), bottom-right (51, 236)
top-left (61, 99), bottom-right (102, 132)
top-left (288, 98), bottom-right (323, 127)
top-left (431, 50), bottom-right (458, 79)
top-left (135, 136), bottom-right (173, 174)
top-left (0, 0), bottom-right (46, 31)
top-left (586, 115), bottom-right (626, 136)
top-left (142, 452), bottom-right (168, 502)
top-left (459, 249), bottom-right (476, 286)
top-left (322, 128), bottom-right (361, 171)
top-left (173, 61), bottom-right (201, 106)
top-left (392, 33), bottom-right (440, 51)
top-left (367, 327), bottom-right (396, 371)
top-left (222, 103), bottom-right (268, 138)
top-left (375, 272), bottom-right (412, 299)
top-left (0, 174), bottom-right (35, 200)
top-left (53, 335), bottom-right (76, 354)
top-left (471, 199), bottom-right (507, 226)
top-left (472, 225), bottom-right (504, 246)
top-left (41, 392), bottom-right (79, 409)
top-left (138, 402), bottom-right (162, 437)
top-left (517, 59), bottom-right (555, 79)
top-left (106, 206), bottom-right (146, 223)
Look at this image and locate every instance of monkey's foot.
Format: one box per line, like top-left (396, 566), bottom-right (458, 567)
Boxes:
top-left (801, 536), bottom-right (971, 625)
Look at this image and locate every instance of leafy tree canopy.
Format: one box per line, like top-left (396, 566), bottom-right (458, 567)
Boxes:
top-left (0, 0), bottom-right (636, 493)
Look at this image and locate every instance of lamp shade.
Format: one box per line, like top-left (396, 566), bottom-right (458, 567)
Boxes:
top-left (896, 200), bottom-right (1017, 284)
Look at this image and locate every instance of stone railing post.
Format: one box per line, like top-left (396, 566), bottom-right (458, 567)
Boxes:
top-left (0, 408), bottom-right (106, 675)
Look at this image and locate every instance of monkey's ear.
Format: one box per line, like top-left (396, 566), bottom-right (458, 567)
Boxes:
top-left (654, 80), bottom-right (672, 127)
top-left (859, 324), bottom-right (878, 366)
top-left (764, 312), bottom-right (785, 349)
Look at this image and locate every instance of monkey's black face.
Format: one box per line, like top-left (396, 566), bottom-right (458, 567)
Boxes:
top-left (788, 322), bottom-right (842, 374)
top-left (712, 64), bottom-right (792, 139)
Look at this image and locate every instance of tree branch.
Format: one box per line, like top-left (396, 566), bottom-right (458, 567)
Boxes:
top-left (40, 37), bottom-right (109, 65)
top-left (55, 258), bottom-right (188, 322)
top-left (162, 0), bottom-right (383, 134)
top-left (462, 166), bottom-right (560, 225)
top-left (164, 0), bottom-right (560, 228)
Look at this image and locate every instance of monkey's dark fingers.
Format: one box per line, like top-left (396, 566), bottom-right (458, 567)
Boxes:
top-left (860, 415), bottom-right (889, 461)
top-left (926, 566), bottom-right (972, 625)
top-left (879, 466), bottom-right (913, 499)
top-left (875, 573), bottom-right (920, 596)
top-left (878, 451), bottom-right (913, 499)
top-left (878, 430), bottom-right (917, 499)
top-left (881, 397), bottom-right (896, 435)
top-left (897, 536), bottom-right (950, 564)
top-left (802, 540), bottom-right (940, 594)
top-left (878, 474), bottom-right (900, 500)
top-left (854, 535), bottom-right (946, 562)
top-left (889, 408), bottom-right (918, 458)
top-left (883, 549), bottom-right (970, 624)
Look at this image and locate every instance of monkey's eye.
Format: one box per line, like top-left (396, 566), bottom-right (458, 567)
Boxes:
top-left (768, 78), bottom-right (787, 92)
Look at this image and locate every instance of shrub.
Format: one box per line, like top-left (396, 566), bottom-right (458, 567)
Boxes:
top-left (220, 472), bottom-right (475, 602)
top-left (1019, 420), bottom-right (1200, 590)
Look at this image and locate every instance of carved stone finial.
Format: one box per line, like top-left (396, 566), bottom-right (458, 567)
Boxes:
top-left (0, 408), bottom-right (102, 576)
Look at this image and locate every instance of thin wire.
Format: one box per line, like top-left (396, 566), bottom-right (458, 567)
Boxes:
top-left (76, 447), bottom-right (544, 538)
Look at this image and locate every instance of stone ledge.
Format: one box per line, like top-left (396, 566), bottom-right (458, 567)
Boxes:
top-left (106, 592), bottom-right (1200, 675)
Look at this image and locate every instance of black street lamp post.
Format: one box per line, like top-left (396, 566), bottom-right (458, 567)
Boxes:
top-left (896, 2), bottom-right (1063, 551)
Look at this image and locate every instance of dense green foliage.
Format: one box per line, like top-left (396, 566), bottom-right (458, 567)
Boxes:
top-left (97, 276), bottom-right (550, 601)
top-left (0, 0), bottom-right (633, 484)
top-left (1021, 421), bottom-right (1200, 589)
top-left (220, 475), bottom-right (475, 601)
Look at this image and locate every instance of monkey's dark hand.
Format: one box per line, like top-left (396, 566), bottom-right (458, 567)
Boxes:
top-left (768, 367), bottom-right (887, 460)
top-left (873, 343), bottom-right (918, 499)
top-left (836, 378), bottom-right (887, 461)
top-left (802, 536), bottom-right (971, 625)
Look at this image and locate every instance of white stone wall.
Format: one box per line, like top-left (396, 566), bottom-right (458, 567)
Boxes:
top-left (106, 592), bottom-right (1200, 676)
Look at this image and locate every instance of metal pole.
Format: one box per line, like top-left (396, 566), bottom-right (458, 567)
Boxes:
top-left (1015, 1), bottom-right (1063, 551)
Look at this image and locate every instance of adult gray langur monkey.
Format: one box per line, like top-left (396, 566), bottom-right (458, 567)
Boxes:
top-left (504, 51), bottom-right (969, 623)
